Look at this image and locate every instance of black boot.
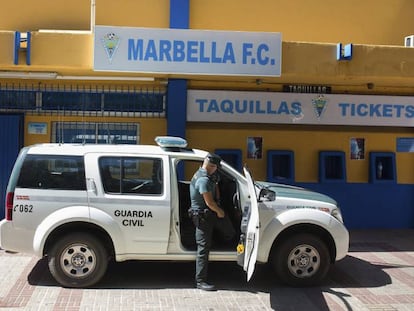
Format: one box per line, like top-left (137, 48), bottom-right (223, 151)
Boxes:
top-left (196, 281), bottom-right (216, 291)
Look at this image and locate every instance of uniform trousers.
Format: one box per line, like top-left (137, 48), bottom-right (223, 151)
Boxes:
top-left (193, 210), bottom-right (235, 283)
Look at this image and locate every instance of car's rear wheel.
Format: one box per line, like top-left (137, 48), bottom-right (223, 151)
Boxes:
top-left (48, 233), bottom-right (108, 288)
top-left (271, 233), bottom-right (330, 287)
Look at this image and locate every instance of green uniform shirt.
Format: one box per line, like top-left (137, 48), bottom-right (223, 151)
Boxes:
top-left (189, 167), bottom-right (217, 212)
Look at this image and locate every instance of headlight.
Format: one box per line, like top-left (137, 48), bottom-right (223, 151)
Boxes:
top-left (331, 208), bottom-right (344, 223)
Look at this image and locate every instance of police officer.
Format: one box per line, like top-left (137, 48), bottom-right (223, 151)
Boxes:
top-left (189, 153), bottom-right (235, 291)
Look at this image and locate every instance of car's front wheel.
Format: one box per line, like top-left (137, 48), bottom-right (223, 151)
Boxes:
top-left (271, 233), bottom-right (330, 287)
top-left (48, 233), bottom-right (108, 288)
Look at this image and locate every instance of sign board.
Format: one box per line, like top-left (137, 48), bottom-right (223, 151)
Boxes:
top-left (94, 26), bottom-right (282, 77)
top-left (28, 122), bottom-right (47, 135)
top-left (187, 90), bottom-right (414, 127)
top-left (283, 85), bottom-right (331, 94)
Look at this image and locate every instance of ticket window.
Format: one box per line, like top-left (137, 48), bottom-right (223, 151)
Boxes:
top-left (369, 152), bottom-right (396, 183)
top-left (215, 149), bottom-right (242, 172)
top-left (319, 151), bottom-right (346, 183)
top-left (267, 150), bottom-right (294, 183)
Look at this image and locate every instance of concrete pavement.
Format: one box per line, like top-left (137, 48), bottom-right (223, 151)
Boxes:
top-left (0, 229), bottom-right (413, 310)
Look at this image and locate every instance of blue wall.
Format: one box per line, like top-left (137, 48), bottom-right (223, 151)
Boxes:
top-left (167, 0), bottom-right (189, 139)
top-left (297, 183), bottom-right (414, 229)
top-left (0, 114), bottom-right (23, 219)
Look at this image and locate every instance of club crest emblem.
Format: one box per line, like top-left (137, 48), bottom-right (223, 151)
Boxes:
top-left (101, 32), bottom-right (120, 63)
top-left (312, 94), bottom-right (328, 119)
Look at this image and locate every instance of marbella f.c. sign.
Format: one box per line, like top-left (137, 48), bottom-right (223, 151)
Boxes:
top-left (94, 26), bottom-right (282, 77)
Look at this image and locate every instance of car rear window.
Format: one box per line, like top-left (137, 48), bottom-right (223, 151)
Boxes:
top-left (17, 154), bottom-right (86, 190)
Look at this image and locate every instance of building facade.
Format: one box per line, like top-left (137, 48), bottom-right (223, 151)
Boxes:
top-left (0, 0), bottom-right (413, 228)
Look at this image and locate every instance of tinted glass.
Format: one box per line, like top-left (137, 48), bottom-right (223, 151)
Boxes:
top-left (99, 157), bottom-right (162, 195)
top-left (17, 155), bottom-right (86, 190)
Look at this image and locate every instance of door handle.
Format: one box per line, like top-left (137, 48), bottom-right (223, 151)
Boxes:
top-left (86, 178), bottom-right (97, 195)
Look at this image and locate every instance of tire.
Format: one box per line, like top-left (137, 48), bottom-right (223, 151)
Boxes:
top-left (271, 233), bottom-right (330, 287)
top-left (48, 233), bottom-right (108, 288)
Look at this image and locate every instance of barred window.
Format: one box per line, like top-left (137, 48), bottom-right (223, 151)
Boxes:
top-left (42, 91), bottom-right (101, 111)
top-left (0, 84), bottom-right (166, 117)
top-left (51, 122), bottom-right (139, 144)
top-left (0, 90), bottom-right (36, 110)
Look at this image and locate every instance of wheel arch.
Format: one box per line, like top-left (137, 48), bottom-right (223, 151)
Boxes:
top-left (43, 221), bottom-right (115, 260)
top-left (268, 223), bottom-right (337, 264)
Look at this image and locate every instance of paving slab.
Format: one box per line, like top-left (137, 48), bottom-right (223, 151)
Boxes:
top-left (0, 229), bottom-right (413, 311)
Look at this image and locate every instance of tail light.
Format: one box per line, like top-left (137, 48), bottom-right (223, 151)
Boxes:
top-left (6, 192), bottom-right (14, 221)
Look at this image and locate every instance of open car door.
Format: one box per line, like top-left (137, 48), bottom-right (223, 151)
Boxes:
top-left (237, 166), bottom-right (260, 281)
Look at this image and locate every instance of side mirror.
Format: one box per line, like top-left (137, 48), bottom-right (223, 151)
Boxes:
top-left (259, 188), bottom-right (276, 202)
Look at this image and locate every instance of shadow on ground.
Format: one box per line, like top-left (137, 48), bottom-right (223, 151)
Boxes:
top-left (28, 253), bottom-right (393, 311)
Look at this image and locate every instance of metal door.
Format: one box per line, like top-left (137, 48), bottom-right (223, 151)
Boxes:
top-left (0, 114), bottom-right (23, 219)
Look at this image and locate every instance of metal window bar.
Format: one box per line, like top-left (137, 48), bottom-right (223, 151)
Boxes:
top-left (0, 83), bottom-right (37, 110)
top-left (0, 83), bottom-right (166, 118)
top-left (52, 121), bottom-right (140, 144)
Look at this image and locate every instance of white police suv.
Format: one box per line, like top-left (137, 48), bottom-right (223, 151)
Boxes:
top-left (0, 136), bottom-right (349, 288)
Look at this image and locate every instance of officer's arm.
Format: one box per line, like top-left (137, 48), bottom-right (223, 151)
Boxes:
top-left (202, 192), bottom-right (225, 218)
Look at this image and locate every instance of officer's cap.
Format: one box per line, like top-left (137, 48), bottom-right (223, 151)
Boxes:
top-left (206, 153), bottom-right (222, 167)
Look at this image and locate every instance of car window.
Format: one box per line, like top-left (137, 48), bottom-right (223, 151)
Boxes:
top-left (17, 155), bottom-right (86, 190)
top-left (99, 156), bottom-right (163, 195)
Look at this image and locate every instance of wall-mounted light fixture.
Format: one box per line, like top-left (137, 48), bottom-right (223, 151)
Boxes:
top-left (336, 43), bottom-right (353, 61)
top-left (14, 31), bottom-right (32, 65)
top-left (404, 35), bottom-right (414, 47)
